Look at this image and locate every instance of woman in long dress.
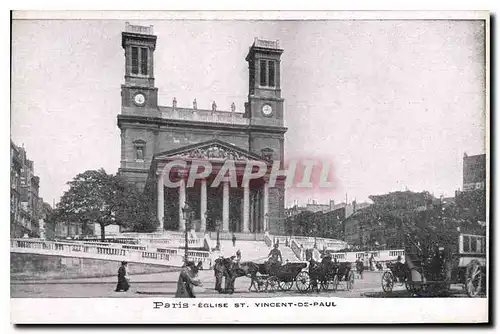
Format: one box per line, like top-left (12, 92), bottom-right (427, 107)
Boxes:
top-left (175, 261), bottom-right (203, 298)
top-left (115, 261), bottom-right (130, 292)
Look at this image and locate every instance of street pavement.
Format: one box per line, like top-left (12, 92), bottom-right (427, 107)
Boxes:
top-left (11, 270), bottom-right (477, 298)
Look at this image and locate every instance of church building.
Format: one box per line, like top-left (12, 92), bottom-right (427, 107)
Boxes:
top-left (117, 23), bottom-right (287, 235)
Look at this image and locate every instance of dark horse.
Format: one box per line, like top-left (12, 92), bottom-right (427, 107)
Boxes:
top-left (308, 257), bottom-right (352, 292)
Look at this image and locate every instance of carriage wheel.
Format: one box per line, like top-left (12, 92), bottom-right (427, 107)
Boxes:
top-left (381, 271), bottom-right (394, 293)
top-left (255, 277), bottom-right (269, 292)
top-left (320, 276), bottom-right (333, 291)
top-left (267, 276), bottom-right (279, 292)
top-left (279, 280), bottom-right (294, 291)
top-left (295, 271), bottom-right (310, 292)
top-left (347, 271), bottom-right (355, 291)
top-left (321, 274), bottom-right (338, 292)
top-left (465, 260), bottom-right (483, 297)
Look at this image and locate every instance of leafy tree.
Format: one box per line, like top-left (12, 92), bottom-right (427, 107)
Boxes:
top-left (56, 169), bottom-right (160, 239)
top-left (56, 169), bottom-right (126, 241)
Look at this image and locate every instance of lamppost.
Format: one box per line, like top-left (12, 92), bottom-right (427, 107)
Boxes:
top-left (215, 219), bottom-right (221, 251)
top-left (204, 211), bottom-right (208, 234)
top-left (265, 213), bottom-right (269, 233)
top-left (359, 225), bottom-right (365, 250)
top-left (181, 202), bottom-right (194, 264)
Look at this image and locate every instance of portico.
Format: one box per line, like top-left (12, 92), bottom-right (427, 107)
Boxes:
top-left (153, 139), bottom-right (271, 233)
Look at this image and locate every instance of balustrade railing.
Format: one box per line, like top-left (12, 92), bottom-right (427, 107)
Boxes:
top-left (161, 109), bottom-right (249, 126)
top-left (55, 237), bottom-right (203, 249)
top-left (206, 231), bottom-right (265, 241)
top-left (11, 238), bottom-right (213, 269)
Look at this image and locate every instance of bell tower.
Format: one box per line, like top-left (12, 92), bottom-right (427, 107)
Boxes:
top-left (121, 22), bottom-right (158, 110)
top-left (245, 38), bottom-right (284, 126)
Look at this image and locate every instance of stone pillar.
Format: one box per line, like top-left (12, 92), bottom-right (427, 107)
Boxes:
top-left (222, 181), bottom-right (230, 232)
top-left (157, 172), bottom-right (164, 232)
top-left (263, 180), bottom-right (269, 231)
top-left (243, 180), bottom-right (250, 233)
top-left (200, 179), bottom-right (207, 232)
top-left (178, 176), bottom-right (186, 231)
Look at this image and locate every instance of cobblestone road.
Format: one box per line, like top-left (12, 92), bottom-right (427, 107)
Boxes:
top-left (11, 270), bottom-right (478, 298)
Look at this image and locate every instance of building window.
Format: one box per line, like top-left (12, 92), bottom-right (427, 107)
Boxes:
top-left (268, 60), bottom-right (275, 87)
top-left (131, 46), bottom-right (148, 75)
top-left (463, 235), bottom-right (470, 252)
top-left (131, 47), bottom-right (139, 74)
top-left (259, 59), bottom-right (276, 87)
top-left (140, 48), bottom-right (148, 75)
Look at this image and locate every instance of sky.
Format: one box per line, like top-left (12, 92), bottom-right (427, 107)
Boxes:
top-left (11, 18), bottom-right (486, 208)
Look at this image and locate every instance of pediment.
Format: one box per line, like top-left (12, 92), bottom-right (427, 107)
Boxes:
top-left (154, 139), bottom-right (268, 163)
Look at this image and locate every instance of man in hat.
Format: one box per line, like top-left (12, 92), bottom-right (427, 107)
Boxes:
top-left (115, 261), bottom-right (130, 292)
top-left (266, 243), bottom-right (283, 274)
top-left (175, 261), bottom-right (203, 298)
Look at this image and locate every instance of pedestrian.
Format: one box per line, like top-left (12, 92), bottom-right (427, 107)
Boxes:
top-left (236, 249), bottom-right (242, 262)
top-left (115, 261), bottom-right (130, 292)
top-left (175, 261), bottom-right (203, 298)
top-left (356, 257), bottom-right (364, 279)
top-left (232, 233), bottom-right (236, 247)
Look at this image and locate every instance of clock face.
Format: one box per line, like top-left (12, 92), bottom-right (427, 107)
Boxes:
top-left (262, 104), bottom-right (273, 116)
top-left (134, 93), bottom-right (146, 106)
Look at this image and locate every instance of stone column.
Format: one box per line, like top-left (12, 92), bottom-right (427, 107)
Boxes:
top-left (263, 180), bottom-right (269, 231)
top-left (243, 180), bottom-right (250, 233)
top-left (157, 172), bottom-right (164, 232)
top-left (222, 181), bottom-right (230, 232)
top-left (178, 176), bottom-right (186, 231)
top-left (200, 179), bottom-right (207, 232)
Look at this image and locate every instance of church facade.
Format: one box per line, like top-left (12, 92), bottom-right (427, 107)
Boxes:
top-left (117, 23), bottom-right (287, 234)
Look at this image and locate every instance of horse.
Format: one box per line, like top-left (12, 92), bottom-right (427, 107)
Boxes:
top-left (213, 257), bottom-right (236, 294)
top-left (308, 257), bottom-right (352, 292)
top-left (215, 258), bottom-right (282, 292)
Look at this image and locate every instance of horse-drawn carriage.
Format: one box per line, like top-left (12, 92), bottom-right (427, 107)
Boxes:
top-left (381, 231), bottom-right (486, 297)
top-left (249, 255), bottom-right (356, 293)
top-left (250, 261), bottom-right (309, 292)
top-left (306, 256), bottom-right (355, 292)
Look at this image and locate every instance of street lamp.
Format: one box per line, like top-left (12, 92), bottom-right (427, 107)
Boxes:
top-left (265, 213), bottom-right (269, 233)
top-left (215, 219), bottom-right (221, 251)
top-left (181, 202), bottom-right (194, 264)
top-left (204, 211), bottom-right (208, 232)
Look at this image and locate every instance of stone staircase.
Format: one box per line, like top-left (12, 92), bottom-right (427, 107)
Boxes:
top-left (214, 238), bottom-right (301, 263)
top-left (217, 239), bottom-right (271, 262)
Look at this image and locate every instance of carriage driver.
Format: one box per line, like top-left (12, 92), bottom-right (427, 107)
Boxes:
top-left (394, 255), bottom-right (406, 280)
top-left (267, 243), bottom-right (283, 272)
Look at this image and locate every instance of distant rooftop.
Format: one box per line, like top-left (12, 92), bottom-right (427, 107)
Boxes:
top-left (125, 22), bottom-right (154, 35)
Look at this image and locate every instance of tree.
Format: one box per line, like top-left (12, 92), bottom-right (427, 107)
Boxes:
top-left (114, 176), bottom-right (158, 233)
top-left (56, 169), bottom-right (127, 241)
